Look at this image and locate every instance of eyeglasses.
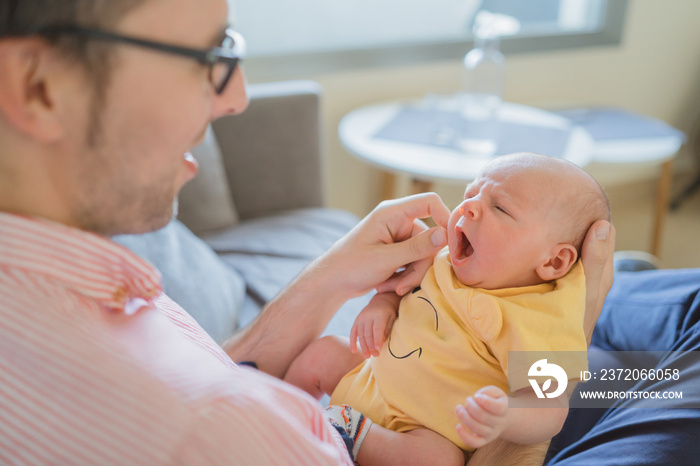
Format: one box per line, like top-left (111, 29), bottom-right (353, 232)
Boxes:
top-left (38, 25), bottom-right (246, 95)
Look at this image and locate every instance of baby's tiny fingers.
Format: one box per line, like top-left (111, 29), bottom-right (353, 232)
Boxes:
top-left (363, 323), bottom-right (376, 357)
top-left (359, 335), bottom-right (372, 359)
top-left (474, 393), bottom-right (508, 416)
top-left (349, 325), bottom-right (359, 353)
top-left (464, 396), bottom-right (491, 425)
top-left (456, 404), bottom-right (492, 439)
top-left (355, 325), bottom-right (367, 357)
top-left (373, 323), bottom-right (385, 352)
top-left (456, 423), bottom-right (488, 449)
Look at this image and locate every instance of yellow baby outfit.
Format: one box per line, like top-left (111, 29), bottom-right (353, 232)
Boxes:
top-left (330, 248), bottom-right (589, 451)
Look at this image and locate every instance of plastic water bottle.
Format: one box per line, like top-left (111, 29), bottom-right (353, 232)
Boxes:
top-left (458, 11), bottom-right (519, 155)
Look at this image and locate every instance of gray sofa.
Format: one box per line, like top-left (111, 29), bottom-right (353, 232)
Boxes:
top-left (114, 80), bottom-right (369, 345)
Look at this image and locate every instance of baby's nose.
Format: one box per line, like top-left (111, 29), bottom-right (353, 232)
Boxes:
top-left (459, 200), bottom-right (481, 220)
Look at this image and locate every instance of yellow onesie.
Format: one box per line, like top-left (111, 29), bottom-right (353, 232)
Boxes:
top-left (330, 248), bottom-right (589, 451)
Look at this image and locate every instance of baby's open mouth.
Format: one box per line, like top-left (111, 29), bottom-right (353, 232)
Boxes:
top-left (455, 230), bottom-right (474, 262)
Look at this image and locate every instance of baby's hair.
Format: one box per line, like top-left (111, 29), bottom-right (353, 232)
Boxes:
top-left (562, 175), bottom-right (611, 259)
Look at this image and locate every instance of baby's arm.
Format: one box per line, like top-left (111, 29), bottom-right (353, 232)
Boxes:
top-left (456, 384), bottom-right (570, 448)
top-left (350, 292), bottom-right (402, 358)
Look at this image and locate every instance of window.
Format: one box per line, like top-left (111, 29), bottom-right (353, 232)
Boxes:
top-left (231, 0), bottom-right (627, 76)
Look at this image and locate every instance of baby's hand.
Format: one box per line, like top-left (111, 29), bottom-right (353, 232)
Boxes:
top-left (350, 293), bottom-right (400, 358)
top-left (455, 385), bottom-right (509, 449)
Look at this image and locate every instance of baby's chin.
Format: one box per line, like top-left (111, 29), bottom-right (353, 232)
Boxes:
top-left (451, 263), bottom-right (482, 288)
top-left (450, 263), bottom-right (508, 290)
top-left (448, 243), bottom-right (504, 289)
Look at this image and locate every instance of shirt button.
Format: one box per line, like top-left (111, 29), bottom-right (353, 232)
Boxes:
top-left (113, 287), bottom-right (127, 303)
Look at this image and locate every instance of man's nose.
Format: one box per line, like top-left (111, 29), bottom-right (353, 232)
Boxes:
top-left (459, 198), bottom-right (481, 221)
top-left (211, 66), bottom-right (249, 119)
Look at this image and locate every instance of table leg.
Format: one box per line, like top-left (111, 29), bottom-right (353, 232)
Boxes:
top-left (651, 159), bottom-right (674, 257)
top-left (411, 179), bottom-right (433, 195)
top-left (380, 171), bottom-right (397, 201)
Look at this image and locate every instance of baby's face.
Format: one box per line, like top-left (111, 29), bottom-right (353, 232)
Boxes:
top-left (447, 157), bottom-right (563, 290)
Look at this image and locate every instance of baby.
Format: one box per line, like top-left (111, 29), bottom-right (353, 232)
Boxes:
top-left (285, 152), bottom-right (611, 464)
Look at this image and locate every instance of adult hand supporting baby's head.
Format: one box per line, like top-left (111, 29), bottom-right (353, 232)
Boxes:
top-left (322, 192), bottom-right (450, 301)
top-left (580, 220), bottom-right (616, 345)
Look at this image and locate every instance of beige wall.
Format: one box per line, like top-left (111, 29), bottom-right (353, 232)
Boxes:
top-left (245, 0), bottom-right (700, 260)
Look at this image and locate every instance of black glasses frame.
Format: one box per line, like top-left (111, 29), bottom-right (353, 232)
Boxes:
top-left (38, 25), bottom-right (246, 94)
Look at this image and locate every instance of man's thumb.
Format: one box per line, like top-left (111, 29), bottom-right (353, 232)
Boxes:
top-left (396, 226), bottom-right (447, 262)
top-left (430, 227), bottom-right (448, 248)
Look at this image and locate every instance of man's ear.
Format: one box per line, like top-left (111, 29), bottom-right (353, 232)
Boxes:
top-left (536, 244), bottom-right (578, 281)
top-left (0, 38), bottom-right (64, 142)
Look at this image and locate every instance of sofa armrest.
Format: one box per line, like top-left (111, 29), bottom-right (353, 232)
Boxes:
top-left (211, 80), bottom-right (324, 220)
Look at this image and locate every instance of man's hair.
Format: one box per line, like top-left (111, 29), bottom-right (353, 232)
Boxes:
top-left (1, 0), bottom-right (147, 145)
top-left (1, 0), bottom-right (146, 96)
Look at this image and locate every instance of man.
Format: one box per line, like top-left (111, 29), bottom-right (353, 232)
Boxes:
top-left (0, 0), bottom-right (613, 463)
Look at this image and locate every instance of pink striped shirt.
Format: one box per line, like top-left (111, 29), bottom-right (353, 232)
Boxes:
top-left (0, 212), bottom-right (351, 465)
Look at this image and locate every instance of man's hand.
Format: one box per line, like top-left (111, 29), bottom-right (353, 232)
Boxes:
top-left (321, 193), bottom-right (450, 301)
top-left (350, 292), bottom-right (401, 358)
top-left (455, 386), bottom-right (509, 449)
top-left (225, 193), bottom-right (449, 377)
top-left (580, 220), bottom-right (616, 344)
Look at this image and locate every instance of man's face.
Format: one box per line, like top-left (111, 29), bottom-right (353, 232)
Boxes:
top-left (66, 0), bottom-right (247, 235)
top-left (446, 160), bottom-right (559, 290)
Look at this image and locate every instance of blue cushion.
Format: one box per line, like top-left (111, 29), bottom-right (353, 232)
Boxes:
top-left (113, 220), bottom-right (245, 343)
top-left (202, 208), bottom-right (370, 335)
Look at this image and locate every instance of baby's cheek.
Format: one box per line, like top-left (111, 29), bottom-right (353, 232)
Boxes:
top-left (452, 263), bottom-right (474, 286)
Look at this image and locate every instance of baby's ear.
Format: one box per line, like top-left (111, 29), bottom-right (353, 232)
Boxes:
top-left (536, 244), bottom-right (578, 281)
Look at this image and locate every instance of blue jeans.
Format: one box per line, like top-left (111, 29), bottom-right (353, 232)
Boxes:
top-left (547, 269), bottom-right (700, 465)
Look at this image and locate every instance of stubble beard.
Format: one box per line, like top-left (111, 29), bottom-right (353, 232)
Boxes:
top-left (71, 94), bottom-right (177, 237)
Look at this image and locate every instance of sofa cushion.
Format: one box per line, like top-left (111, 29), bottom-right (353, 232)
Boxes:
top-left (211, 81), bottom-right (324, 220)
top-left (177, 125), bottom-right (239, 236)
top-left (112, 220), bottom-right (245, 344)
top-left (202, 208), bottom-right (368, 334)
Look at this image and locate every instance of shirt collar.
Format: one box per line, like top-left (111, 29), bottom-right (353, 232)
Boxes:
top-left (0, 212), bottom-right (162, 312)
